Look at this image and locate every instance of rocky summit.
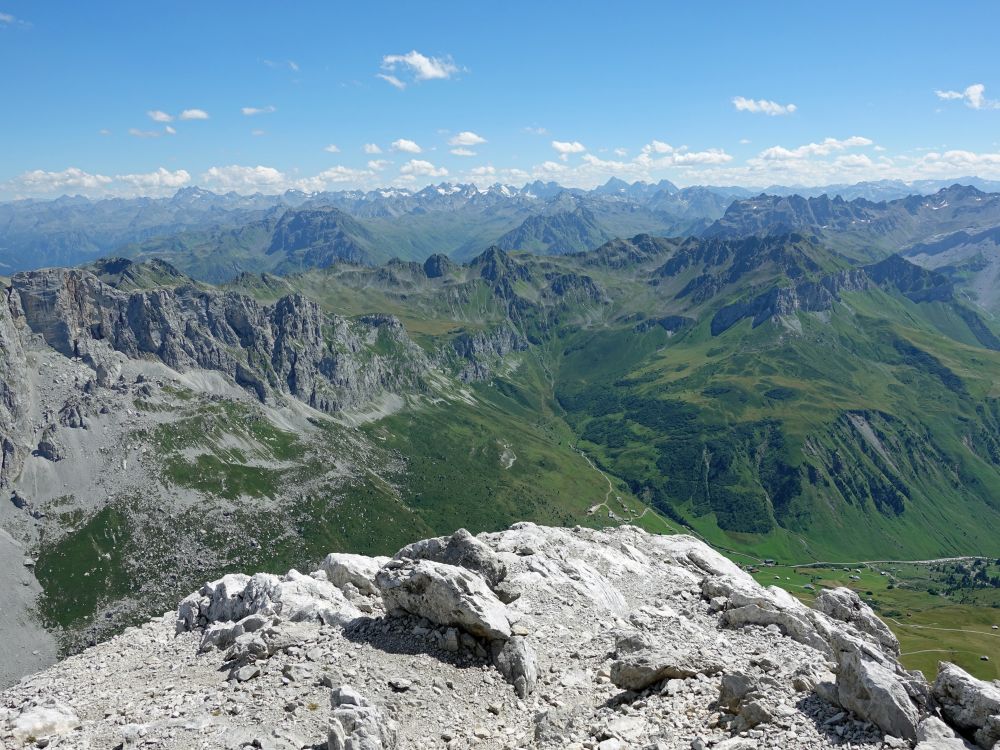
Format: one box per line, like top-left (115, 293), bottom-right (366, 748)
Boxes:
top-left (2, 523), bottom-right (996, 750)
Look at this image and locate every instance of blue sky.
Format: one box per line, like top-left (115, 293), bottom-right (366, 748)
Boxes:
top-left (2, 1), bottom-right (999, 197)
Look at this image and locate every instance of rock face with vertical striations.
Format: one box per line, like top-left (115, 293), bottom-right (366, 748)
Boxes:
top-left (0, 286), bottom-right (29, 487)
top-left (7, 264), bottom-right (431, 415)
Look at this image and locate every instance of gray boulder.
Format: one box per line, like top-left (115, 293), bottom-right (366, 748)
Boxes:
top-left (915, 716), bottom-right (977, 749)
top-left (492, 636), bottom-right (539, 697)
top-left (328, 686), bottom-right (397, 750)
top-left (815, 587), bottom-right (900, 656)
top-left (375, 558), bottom-right (511, 640)
top-left (933, 661), bottom-right (1000, 749)
top-left (835, 644), bottom-right (920, 741)
top-left (611, 642), bottom-right (724, 691)
top-left (321, 553), bottom-right (389, 596)
top-left (394, 528), bottom-right (507, 588)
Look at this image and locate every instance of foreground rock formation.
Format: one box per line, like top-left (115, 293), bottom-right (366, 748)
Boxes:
top-left (1, 524), bottom-right (995, 749)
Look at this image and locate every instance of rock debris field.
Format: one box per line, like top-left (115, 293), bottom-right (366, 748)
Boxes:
top-left (3, 523), bottom-right (1000, 749)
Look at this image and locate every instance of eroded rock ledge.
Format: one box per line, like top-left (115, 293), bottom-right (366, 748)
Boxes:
top-left (1, 524), bottom-right (994, 749)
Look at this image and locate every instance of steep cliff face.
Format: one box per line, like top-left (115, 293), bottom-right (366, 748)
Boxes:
top-left (450, 323), bottom-right (529, 382)
top-left (9, 267), bottom-right (431, 414)
top-left (711, 269), bottom-right (870, 335)
top-left (0, 287), bottom-right (28, 488)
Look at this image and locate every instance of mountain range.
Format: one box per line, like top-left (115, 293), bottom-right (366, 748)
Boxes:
top-left (2, 176), bottom-right (1000, 690)
top-left (4, 177), bottom-right (1000, 283)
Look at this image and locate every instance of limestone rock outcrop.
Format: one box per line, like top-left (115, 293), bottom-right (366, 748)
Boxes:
top-left (0, 523), bottom-right (976, 749)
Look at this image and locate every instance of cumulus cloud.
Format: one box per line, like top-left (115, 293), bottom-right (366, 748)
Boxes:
top-left (759, 136), bottom-right (873, 161)
top-left (324, 144), bottom-right (341, 153)
top-left (363, 143), bottom-right (383, 154)
top-left (295, 165), bottom-right (376, 191)
top-left (641, 140), bottom-right (674, 155)
top-left (450, 148), bottom-right (476, 156)
top-left (0, 12), bottom-right (14, 23)
top-left (551, 140), bottom-right (586, 161)
top-left (613, 148), bottom-right (628, 157)
top-left (391, 138), bottom-right (422, 153)
top-left (201, 165), bottom-right (286, 190)
top-left (14, 167), bottom-right (113, 192)
top-left (147, 110), bottom-right (174, 123)
top-left (833, 154), bottom-right (874, 169)
top-left (935, 83), bottom-right (998, 110)
top-left (449, 131), bottom-right (486, 147)
top-left (470, 165), bottom-right (496, 176)
top-left (179, 108), bottom-right (209, 120)
top-left (634, 141), bottom-right (733, 168)
top-left (129, 128), bottom-right (162, 138)
top-left (918, 149), bottom-right (1000, 171)
top-left (732, 96), bottom-right (797, 116)
top-left (242, 105), bottom-right (276, 116)
top-left (367, 159), bottom-right (390, 171)
top-left (164, 125), bottom-right (177, 135)
top-left (6, 166), bottom-right (192, 197)
top-left (380, 50), bottom-right (460, 88)
top-left (117, 168), bottom-right (191, 189)
top-left (671, 149), bottom-right (733, 166)
top-left (400, 159), bottom-right (448, 177)
top-left (523, 126), bottom-right (547, 135)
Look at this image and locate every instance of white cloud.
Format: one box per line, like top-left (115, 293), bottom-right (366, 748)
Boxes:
top-left (400, 159), bottom-right (448, 177)
top-left (251, 129), bottom-right (266, 137)
top-left (918, 149), bottom-right (1000, 170)
top-left (391, 138), bottom-right (422, 153)
top-left (0, 12), bottom-right (14, 23)
top-left (201, 165), bottom-right (286, 191)
top-left (552, 140), bottom-right (586, 155)
top-left (380, 50), bottom-right (460, 89)
top-left (613, 148), bottom-right (628, 157)
top-left (833, 154), bottom-right (874, 169)
top-left (552, 140), bottom-right (586, 161)
top-left (147, 110), bottom-right (174, 123)
top-left (538, 160), bottom-right (567, 174)
top-left (935, 83), bottom-right (999, 110)
top-left (523, 126), bottom-right (548, 135)
top-left (117, 168), bottom-right (191, 189)
top-left (739, 138), bottom-right (751, 145)
top-left (295, 165), bottom-right (377, 191)
top-left (671, 149), bottom-right (733, 166)
top-left (164, 125), bottom-right (177, 135)
top-left (129, 128), bottom-right (161, 138)
top-left (242, 105), bottom-right (276, 116)
top-left (14, 167), bottom-right (113, 192)
top-left (179, 109), bottom-right (209, 121)
top-left (759, 136), bottom-right (873, 161)
top-left (641, 140), bottom-right (674, 155)
top-left (449, 131), bottom-right (486, 147)
top-left (732, 96), bottom-right (797, 116)
top-left (323, 144), bottom-right (341, 153)
top-left (470, 165), bottom-right (496, 176)
top-left (363, 143), bottom-right (383, 154)
top-left (377, 73), bottom-right (406, 90)
top-left (98, 128), bottom-right (111, 136)
top-left (450, 148), bottom-right (476, 156)
top-left (367, 159), bottom-right (390, 171)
